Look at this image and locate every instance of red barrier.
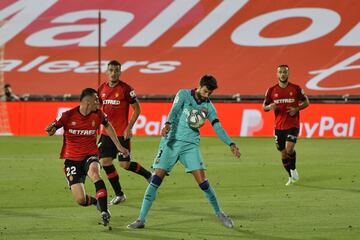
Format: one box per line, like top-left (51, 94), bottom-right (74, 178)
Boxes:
top-left (3, 102), bottom-right (359, 138)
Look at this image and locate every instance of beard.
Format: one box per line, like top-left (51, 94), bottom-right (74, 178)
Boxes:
top-left (279, 76), bottom-right (288, 83)
top-left (196, 91), bottom-right (205, 100)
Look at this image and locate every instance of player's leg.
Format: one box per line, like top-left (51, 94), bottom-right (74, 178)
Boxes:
top-left (180, 145), bottom-right (234, 228)
top-left (285, 128), bottom-right (300, 181)
top-left (99, 135), bottom-right (125, 204)
top-left (128, 139), bottom-right (177, 229)
top-left (192, 169), bottom-right (220, 214)
top-left (192, 169), bottom-right (234, 228)
top-left (118, 137), bottom-right (152, 182)
top-left (64, 160), bottom-right (97, 207)
top-left (86, 156), bottom-right (110, 226)
top-left (127, 168), bottom-right (166, 229)
top-left (275, 130), bottom-right (292, 185)
top-left (70, 183), bottom-right (87, 205)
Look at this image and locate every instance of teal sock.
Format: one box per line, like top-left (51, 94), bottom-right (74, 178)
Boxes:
top-left (199, 180), bottom-right (221, 215)
top-left (139, 176), bottom-right (162, 221)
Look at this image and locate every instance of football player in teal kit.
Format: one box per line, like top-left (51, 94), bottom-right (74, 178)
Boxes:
top-left (128, 75), bottom-right (241, 229)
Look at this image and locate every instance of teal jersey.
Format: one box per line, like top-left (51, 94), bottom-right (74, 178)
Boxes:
top-left (166, 89), bottom-right (233, 146)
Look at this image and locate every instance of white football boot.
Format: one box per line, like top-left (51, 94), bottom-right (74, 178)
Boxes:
top-left (290, 169), bottom-right (299, 182)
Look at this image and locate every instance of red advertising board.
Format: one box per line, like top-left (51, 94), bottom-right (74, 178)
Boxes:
top-left (2, 102), bottom-right (359, 138)
top-left (1, 0), bottom-right (359, 96)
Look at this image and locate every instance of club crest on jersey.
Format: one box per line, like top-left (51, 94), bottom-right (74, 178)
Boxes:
top-left (71, 121), bottom-right (76, 126)
top-left (115, 93), bottom-right (119, 97)
top-left (290, 92), bottom-right (293, 96)
top-left (102, 93), bottom-right (106, 97)
top-left (92, 120), bottom-right (96, 127)
top-left (274, 93), bottom-right (278, 97)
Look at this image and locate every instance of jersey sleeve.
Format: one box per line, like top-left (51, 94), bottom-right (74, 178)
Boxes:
top-left (54, 111), bottom-right (67, 128)
top-left (264, 87), bottom-right (273, 105)
top-left (125, 85), bottom-right (137, 104)
top-left (296, 85), bottom-right (307, 101)
top-left (100, 110), bottom-right (109, 126)
top-left (206, 102), bottom-right (218, 123)
top-left (208, 102), bottom-right (233, 146)
top-left (166, 89), bottom-right (186, 124)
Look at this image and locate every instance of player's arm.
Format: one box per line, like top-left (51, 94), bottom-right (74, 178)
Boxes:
top-left (124, 100), bottom-right (140, 139)
top-left (287, 88), bottom-right (310, 116)
top-left (299, 95), bottom-right (310, 110)
top-left (103, 121), bottom-right (129, 157)
top-left (208, 105), bottom-right (240, 158)
top-left (161, 90), bottom-right (185, 137)
top-left (263, 88), bottom-right (277, 112)
top-left (45, 113), bottom-right (65, 136)
top-left (45, 121), bottom-right (60, 136)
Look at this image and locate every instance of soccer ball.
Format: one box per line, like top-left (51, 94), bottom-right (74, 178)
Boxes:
top-left (187, 109), bottom-right (207, 129)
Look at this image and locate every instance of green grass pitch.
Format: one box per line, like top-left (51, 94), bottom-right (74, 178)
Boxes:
top-left (0, 136), bottom-right (359, 240)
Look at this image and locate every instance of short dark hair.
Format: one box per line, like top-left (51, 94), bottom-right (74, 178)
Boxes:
top-left (108, 60), bottom-right (121, 68)
top-left (277, 64), bottom-right (289, 69)
top-left (199, 75), bottom-right (218, 91)
top-left (4, 84), bottom-right (10, 88)
top-left (80, 88), bottom-right (97, 101)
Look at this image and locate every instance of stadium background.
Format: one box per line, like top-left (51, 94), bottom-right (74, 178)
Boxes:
top-left (0, 0), bottom-right (359, 137)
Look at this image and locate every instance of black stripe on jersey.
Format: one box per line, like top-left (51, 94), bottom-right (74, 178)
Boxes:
top-left (211, 119), bottom-right (219, 126)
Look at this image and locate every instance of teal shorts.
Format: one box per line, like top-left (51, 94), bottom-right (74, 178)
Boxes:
top-left (152, 138), bottom-right (206, 174)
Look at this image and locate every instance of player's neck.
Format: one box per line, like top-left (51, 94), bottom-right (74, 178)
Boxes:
top-left (79, 105), bottom-right (91, 116)
top-left (108, 80), bottom-right (120, 87)
top-left (278, 81), bottom-right (289, 88)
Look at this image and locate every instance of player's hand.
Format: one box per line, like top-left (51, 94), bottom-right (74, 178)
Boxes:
top-left (124, 126), bottom-right (133, 140)
top-left (161, 123), bottom-right (171, 137)
top-left (287, 106), bottom-right (299, 116)
top-left (118, 147), bottom-right (129, 158)
top-left (230, 144), bottom-right (241, 158)
top-left (45, 123), bottom-right (56, 136)
top-left (268, 103), bottom-right (277, 111)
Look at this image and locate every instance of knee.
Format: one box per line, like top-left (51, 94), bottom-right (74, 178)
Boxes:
top-left (286, 148), bottom-right (295, 156)
top-left (151, 175), bottom-right (163, 187)
top-left (88, 170), bottom-right (101, 182)
top-left (101, 158), bottom-right (113, 166)
top-left (120, 161), bottom-right (130, 169)
top-left (199, 180), bottom-right (210, 191)
top-left (75, 196), bottom-right (87, 206)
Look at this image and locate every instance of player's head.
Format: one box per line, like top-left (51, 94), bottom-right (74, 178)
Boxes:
top-left (277, 64), bottom-right (289, 83)
top-left (4, 84), bottom-right (12, 97)
top-left (197, 75), bottom-right (218, 100)
top-left (80, 88), bottom-right (99, 112)
top-left (107, 60), bottom-right (122, 84)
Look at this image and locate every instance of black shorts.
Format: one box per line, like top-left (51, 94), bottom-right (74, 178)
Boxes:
top-left (98, 135), bottom-right (131, 161)
top-left (64, 156), bottom-right (99, 186)
top-left (274, 128), bottom-right (299, 151)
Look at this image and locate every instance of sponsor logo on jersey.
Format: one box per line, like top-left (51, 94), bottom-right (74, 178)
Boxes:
top-left (102, 99), bottom-right (121, 105)
top-left (69, 129), bottom-right (96, 135)
top-left (274, 98), bottom-right (295, 104)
